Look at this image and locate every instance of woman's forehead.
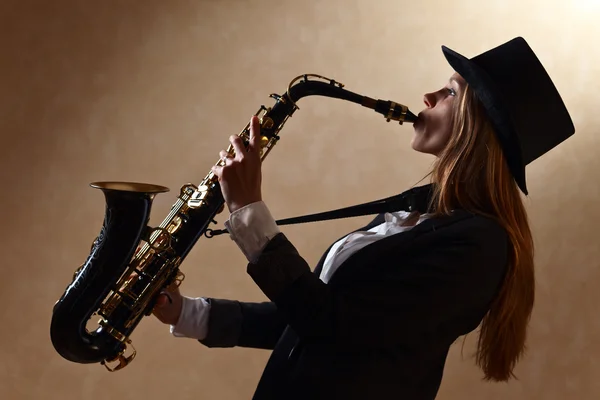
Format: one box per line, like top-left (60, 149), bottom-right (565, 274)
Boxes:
top-left (449, 72), bottom-right (466, 86)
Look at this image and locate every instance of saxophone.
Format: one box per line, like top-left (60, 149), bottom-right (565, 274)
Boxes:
top-left (50, 74), bottom-right (417, 371)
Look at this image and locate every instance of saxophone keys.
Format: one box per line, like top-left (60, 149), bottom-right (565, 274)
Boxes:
top-left (187, 186), bottom-right (210, 209)
top-left (189, 190), bottom-right (204, 202)
top-left (179, 183), bottom-right (198, 197)
top-left (102, 340), bottom-right (137, 372)
top-left (260, 135), bottom-right (269, 148)
top-left (187, 199), bottom-right (204, 208)
top-left (174, 270), bottom-right (185, 287)
top-left (147, 227), bottom-right (172, 252)
top-left (260, 117), bottom-right (274, 130)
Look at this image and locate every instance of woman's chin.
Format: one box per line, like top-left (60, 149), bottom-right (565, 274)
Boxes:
top-left (411, 140), bottom-right (437, 156)
top-left (410, 135), bottom-right (424, 153)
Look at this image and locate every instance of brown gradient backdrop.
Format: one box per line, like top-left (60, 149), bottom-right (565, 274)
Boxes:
top-left (1, 0), bottom-right (599, 399)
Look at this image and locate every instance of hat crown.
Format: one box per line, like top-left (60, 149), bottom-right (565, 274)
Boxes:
top-left (442, 37), bottom-right (575, 194)
top-left (471, 37), bottom-right (575, 165)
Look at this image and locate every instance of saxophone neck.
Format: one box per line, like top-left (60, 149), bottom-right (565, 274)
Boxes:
top-left (285, 73), bottom-right (417, 125)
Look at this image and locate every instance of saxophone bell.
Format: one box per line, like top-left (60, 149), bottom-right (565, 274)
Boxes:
top-left (50, 182), bottom-right (169, 368)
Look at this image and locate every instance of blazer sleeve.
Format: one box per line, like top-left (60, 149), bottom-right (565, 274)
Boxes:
top-left (245, 215), bottom-right (508, 349)
top-left (198, 299), bottom-right (287, 350)
top-left (197, 213), bottom-right (388, 350)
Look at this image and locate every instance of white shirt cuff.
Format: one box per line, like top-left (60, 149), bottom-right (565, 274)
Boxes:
top-left (224, 201), bottom-right (281, 263)
top-left (170, 296), bottom-right (211, 340)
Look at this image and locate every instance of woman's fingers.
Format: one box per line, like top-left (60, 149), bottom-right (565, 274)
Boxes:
top-left (248, 115), bottom-right (262, 153)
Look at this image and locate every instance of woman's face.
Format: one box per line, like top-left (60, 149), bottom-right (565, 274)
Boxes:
top-left (412, 72), bottom-right (466, 156)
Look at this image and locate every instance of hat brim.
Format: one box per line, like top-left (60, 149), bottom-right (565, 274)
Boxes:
top-left (441, 45), bottom-right (528, 194)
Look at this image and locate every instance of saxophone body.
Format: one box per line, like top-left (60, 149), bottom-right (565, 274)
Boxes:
top-left (50, 74), bottom-right (416, 371)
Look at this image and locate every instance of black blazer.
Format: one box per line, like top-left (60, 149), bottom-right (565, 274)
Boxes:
top-left (199, 185), bottom-right (509, 399)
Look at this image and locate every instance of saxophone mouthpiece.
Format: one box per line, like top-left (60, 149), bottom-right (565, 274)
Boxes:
top-left (361, 97), bottom-right (417, 125)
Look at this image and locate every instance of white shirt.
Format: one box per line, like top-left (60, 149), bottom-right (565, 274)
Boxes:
top-left (170, 201), bottom-right (430, 340)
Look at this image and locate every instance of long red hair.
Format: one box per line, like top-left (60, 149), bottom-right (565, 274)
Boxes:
top-left (428, 84), bottom-right (535, 381)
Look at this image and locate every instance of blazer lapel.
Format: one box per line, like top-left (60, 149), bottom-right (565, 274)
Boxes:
top-left (326, 209), bottom-right (474, 285)
top-left (311, 183), bottom-right (436, 277)
top-left (312, 213), bottom-right (386, 277)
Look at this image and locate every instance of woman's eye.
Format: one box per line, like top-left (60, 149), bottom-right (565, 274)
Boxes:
top-left (446, 87), bottom-right (456, 96)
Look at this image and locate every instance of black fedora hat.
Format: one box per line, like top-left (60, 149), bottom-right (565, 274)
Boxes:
top-left (441, 37), bottom-right (575, 195)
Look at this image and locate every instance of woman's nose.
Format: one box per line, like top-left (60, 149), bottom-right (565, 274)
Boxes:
top-left (423, 92), bottom-right (436, 108)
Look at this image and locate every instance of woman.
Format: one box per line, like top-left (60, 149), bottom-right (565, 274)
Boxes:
top-left (153, 37), bottom-right (575, 399)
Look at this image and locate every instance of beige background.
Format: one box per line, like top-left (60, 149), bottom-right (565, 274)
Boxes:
top-left (1, 0), bottom-right (599, 399)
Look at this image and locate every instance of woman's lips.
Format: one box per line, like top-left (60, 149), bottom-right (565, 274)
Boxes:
top-left (413, 112), bottom-right (423, 128)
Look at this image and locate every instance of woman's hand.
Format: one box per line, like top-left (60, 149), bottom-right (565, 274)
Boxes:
top-left (152, 285), bottom-right (184, 326)
top-left (211, 116), bottom-right (263, 213)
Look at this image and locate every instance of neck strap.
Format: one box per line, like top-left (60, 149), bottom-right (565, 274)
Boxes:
top-left (205, 184), bottom-right (434, 238)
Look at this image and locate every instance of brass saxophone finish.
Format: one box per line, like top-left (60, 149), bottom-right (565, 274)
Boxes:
top-left (50, 74), bottom-right (416, 371)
